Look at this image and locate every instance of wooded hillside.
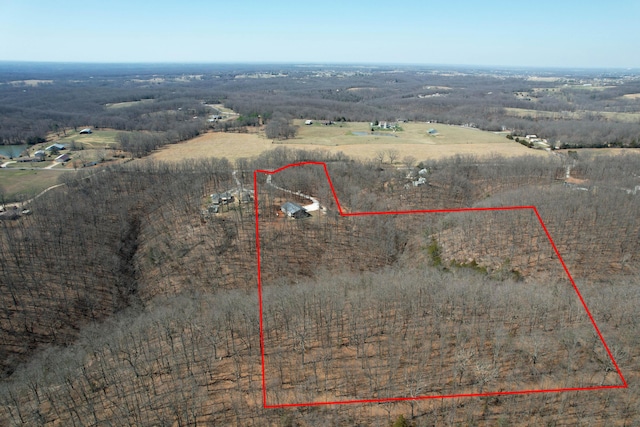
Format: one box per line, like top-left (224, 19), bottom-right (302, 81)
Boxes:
top-left (1, 147), bottom-right (639, 425)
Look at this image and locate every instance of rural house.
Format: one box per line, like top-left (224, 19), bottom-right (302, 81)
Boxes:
top-left (211, 192), bottom-right (234, 205)
top-left (281, 202), bottom-right (311, 219)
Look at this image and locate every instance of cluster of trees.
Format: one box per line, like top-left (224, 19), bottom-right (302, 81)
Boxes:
top-left (115, 121), bottom-right (202, 158)
top-left (265, 114), bottom-right (298, 140)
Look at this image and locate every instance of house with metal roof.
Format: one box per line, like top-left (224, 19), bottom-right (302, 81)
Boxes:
top-left (281, 202), bottom-right (311, 219)
top-left (55, 153), bottom-right (70, 163)
top-left (45, 143), bottom-right (66, 152)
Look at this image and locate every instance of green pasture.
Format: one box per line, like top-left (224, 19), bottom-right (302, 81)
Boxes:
top-left (55, 130), bottom-right (121, 148)
top-left (0, 169), bottom-right (70, 202)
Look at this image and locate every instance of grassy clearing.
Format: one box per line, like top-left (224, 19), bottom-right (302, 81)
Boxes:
top-left (294, 120), bottom-right (509, 145)
top-left (105, 99), bottom-right (154, 109)
top-left (148, 130), bottom-right (272, 163)
top-left (147, 121), bottom-right (540, 164)
top-left (504, 107), bottom-right (640, 123)
top-left (0, 169), bottom-right (69, 201)
top-left (55, 130), bottom-right (121, 148)
top-left (5, 161), bottom-right (52, 169)
top-left (570, 85), bottom-right (617, 91)
top-left (207, 104), bottom-right (239, 116)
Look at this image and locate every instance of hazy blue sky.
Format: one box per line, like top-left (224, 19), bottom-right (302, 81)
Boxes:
top-left (1, 0), bottom-right (638, 68)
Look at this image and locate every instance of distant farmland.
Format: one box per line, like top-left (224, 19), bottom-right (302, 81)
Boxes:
top-left (148, 121), bottom-right (540, 163)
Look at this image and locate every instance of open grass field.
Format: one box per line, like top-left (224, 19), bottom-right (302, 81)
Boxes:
top-left (55, 129), bottom-right (121, 148)
top-left (105, 99), bottom-right (155, 109)
top-left (207, 103), bottom-right (239, 116)
top-left (5, 161), bottom-right (52, 169)
top-left (504, 107), bottom-right (640, 123)
top-left (148, 121), bottom-right (541, 164)
top-left (0, 169), bottom-right (69, 201)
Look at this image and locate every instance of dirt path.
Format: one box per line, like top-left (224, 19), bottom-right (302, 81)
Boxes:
top-left (1, 183), bottom-right (66, 211)
top-left (266, 175), bottom-right (322, 212)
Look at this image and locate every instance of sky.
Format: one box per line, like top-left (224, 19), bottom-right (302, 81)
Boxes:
top-left (1, 0), bottom-right (639, 68)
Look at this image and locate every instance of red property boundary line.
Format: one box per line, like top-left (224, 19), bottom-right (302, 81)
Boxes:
top-left (253, 161), bottom-right (628, 409)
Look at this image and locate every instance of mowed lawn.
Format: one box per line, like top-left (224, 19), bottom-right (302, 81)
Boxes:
top-left (147, 121), bottom-right (543, 164)
top-left (0, 169), bottom-right (70, 202)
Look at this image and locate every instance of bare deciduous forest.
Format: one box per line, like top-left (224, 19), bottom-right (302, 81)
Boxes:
top-left (1, 64), bottom-right (640, 425)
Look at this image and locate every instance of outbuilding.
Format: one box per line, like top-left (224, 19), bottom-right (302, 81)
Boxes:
top-left (55, 153), bottom-right (70, 163)
top-left (45, 143), bottom-right (66, 152)
top-left (281, 202), bottom-right (311, 219)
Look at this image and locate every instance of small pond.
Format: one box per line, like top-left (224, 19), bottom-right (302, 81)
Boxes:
top-left (0, 144), bottom-right (29, 158)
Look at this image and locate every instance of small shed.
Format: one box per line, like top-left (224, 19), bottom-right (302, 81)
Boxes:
top-left (79, 128), bottom-right (93, 134)
top-left (55, 153), bottom-right (70, 163)
top-left (281, 202), bottom-right (311, 219)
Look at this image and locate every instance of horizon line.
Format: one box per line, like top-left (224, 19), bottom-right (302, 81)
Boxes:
top-left (1, 60), bottom-right (639, 72)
